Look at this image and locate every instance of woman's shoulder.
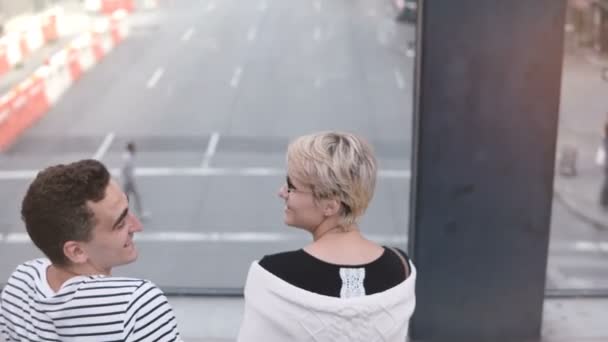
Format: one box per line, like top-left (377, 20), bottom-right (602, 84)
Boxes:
top-left (259, 249), bottom-right (308, 272)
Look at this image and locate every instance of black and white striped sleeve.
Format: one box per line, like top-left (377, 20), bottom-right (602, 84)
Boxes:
top-left (123, 281), bottom-right (182, 342)
top-left (0, 296), bottom-right (8, 342)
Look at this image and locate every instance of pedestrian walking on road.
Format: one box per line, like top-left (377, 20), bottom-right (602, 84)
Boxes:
top-left (600, 122), bottom-right (608, 209)
top-left (121, 142), bottom-right (149, 219)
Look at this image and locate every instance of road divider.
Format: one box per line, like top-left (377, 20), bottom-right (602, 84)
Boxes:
top-left (0, 10), bottom-right (130, 152)
top-left (0, 7), bottom-right (66, 78)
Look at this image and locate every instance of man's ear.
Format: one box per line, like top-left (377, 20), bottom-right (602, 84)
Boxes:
top-left (323, 198), bottom-right (341, 217)
top-left (63, 241), bottom-right (88, 264)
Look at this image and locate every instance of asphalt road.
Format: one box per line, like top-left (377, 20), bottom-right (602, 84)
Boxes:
top-left (0, 0), bottom-right (606, 293)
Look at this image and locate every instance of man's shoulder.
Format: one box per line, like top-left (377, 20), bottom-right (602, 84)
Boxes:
top-left (78, 276), bottom-right (151, 291)
top-left (6, 258), bottom-right (48, 281)
top-left (80, 277), bottom-right (165, 296)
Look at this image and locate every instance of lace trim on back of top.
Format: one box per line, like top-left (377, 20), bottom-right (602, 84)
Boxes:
top-left (339, 268), bottom-right (366, 298)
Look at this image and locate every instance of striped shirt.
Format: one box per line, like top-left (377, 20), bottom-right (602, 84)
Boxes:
top-left (0, 259), bottom-right (182, 342)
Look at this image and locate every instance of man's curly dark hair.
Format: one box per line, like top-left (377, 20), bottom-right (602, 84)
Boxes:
top-left (21, 159), bottom-right (110, 265)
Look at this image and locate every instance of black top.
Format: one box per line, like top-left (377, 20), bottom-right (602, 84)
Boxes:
top-left (259, 247), bottom-right (411, 298)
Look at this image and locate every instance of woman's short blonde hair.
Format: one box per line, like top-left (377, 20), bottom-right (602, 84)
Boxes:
top-left (287, 131), bottom-right (377, 226)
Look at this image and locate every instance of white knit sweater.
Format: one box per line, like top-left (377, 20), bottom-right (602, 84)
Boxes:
top-left (237, 260), bottom-right (416, 342)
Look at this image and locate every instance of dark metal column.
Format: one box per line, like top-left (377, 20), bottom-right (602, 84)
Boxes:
top-left (408, 0), bottom-right (566, 340)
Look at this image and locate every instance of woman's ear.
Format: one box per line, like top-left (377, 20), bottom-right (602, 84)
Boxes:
top-left (323, 198), bottom-right (341, 217)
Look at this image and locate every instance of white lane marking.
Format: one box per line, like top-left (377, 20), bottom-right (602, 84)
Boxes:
top-left (146, 68), bottom-right (165, 89)
top-left (313, 27), bottom-right (322, 41)
top-left (137, 232), bottom-right (300, 242)
top-left (4, 233), bottom-right (30, 243)
top-left (0, 167), bottom-right (411, 179)
top-left (394, 69), bottom-right (405, 90)
top-left (574, 241), bottom-right (601, 252)
top-left (313, 0), bottom-right (321, 12)
top-left (247, 27), bottom-right (257, 42)
top-left (206, 2), bottom-right (216, 12)
top-left (230, 66), bottom-right (243, 88)
top-left (0, 231), bottom-right (407, 244)
top-left (3, 231), bottom-right (606, 253)
top-left (258, 0), bottom-right (268, 11)
top-left (92, 132), bottom-right (115, 160)
top-left (201, 132), bottom-right (220, 168)
top-left (378, 169), bottom-right (410, 178)
top-left (181, 28), bottom-right (195, 42)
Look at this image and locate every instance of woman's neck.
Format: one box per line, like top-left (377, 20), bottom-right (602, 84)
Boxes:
top-left (312, 218), bottom-right (358, 241)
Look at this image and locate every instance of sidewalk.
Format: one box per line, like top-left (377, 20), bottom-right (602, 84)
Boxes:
top-left (169, 296), bottom-right (608, 341)
top-left (554, 171), bottom-right (608, 230)
top-left (554, 48), bottom-right (608, 230)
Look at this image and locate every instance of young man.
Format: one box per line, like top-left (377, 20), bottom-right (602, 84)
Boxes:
top-left (0, 159), bottom-right (182, 341)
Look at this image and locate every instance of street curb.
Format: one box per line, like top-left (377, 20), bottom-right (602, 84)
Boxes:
top-left (554, 188), bottom-right (608, 230)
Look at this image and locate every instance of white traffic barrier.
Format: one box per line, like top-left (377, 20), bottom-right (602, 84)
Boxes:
top-left (72, 33), bottom-right (97, 72)
top-left (85, 0), bottom-right (103, 13)
top-left (2, 33), bottom-right (24, 67)
top-left (110, 10), bottom-right (130, 44)
top-left (25, 25), bottom-right (45, 53)
top-left (92, 17), bottom-right (115, 54)
top-left (40, 49), bottom-right (73, 104)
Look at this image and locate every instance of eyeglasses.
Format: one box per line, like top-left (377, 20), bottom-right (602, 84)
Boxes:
top-left (285, 176), bottom-right (313, 195)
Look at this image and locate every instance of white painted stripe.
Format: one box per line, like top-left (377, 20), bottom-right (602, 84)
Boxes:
top-left (568, 278), bottom-right (596, 288)
top-left (92, 132), bottom-right (115, 160)
top-left (313, 0), bottom-right (321, 12)
top-left (239, 167), bottom-right (279, 176)
top-left (247, 27), bottom-right (257, 42)
top-left (201, 132), bottom-right (220, 168)
top-left (181, 28), bottom-right (195, 42)
top-left (5, 233), bottom-right (30, 243)
top-left (206, 2), bottom-right (216, 12)
top-left (135, 232), bottom-right (301, 243)
top-left (313, 27), bottom-right (322, 41)
top-left (574, 241), bottom-right (601, 252)
top-left (0, 231), bottom-right (407, 244)
top-left (0, 230), bottom-right (605, 254)
top-left (258, 0), bottom-right (267, 11)
top-left (378, 169), bottom-right (410, 178)
top-left (0, 167), bottom-right (411, 180)
top-left (146, 68), bottom-right (165, 89)
top-left (230, 66), bottom-right (243, 88)
top-left (394, 69), bottom-right (405, 90)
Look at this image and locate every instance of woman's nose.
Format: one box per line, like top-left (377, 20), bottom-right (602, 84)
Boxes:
top-left (278, 184), bottom-right (288, 199)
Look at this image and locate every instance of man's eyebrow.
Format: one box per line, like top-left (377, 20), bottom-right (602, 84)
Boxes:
top-left (112, 208), bottom-right (129, 229)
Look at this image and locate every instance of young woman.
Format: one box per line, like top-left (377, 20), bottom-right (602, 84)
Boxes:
top-left (238, 131), bottom-right (416, 342)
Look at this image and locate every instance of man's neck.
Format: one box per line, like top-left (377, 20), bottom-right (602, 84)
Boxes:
top-left (47, 263), bottom-right (110, 292)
